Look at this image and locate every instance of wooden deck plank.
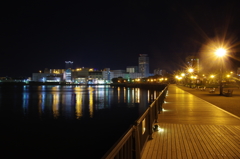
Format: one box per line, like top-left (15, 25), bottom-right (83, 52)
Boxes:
top-left (161, 123), bottom-right (168, 159)
top-left (192, 125), bottom-right (215, 159)
top-left (177, 124), bottom-right (187, 159)
top-left (152, 125), bottom-right (160, 159)
top-left (170, 124), bottom-right (176, 159)
top-left (156, 123), bottom-right (165, 159)
top-left (180, 124), bottom-right (194, 159)
top-left (174, 124), bottom-right (182, 159)
top-left (141, 85), bottom-right (240, 159)
top-left (205, 125), bottom-right (232, 158)
top-left (186, 124), bottom-right (204, 159)
top-left (227, 125), bottom-right (240, 138)
top-left (211, 125), bottom-right (240, 157)
top-left (200, 125), bottom-right (225, 159)
top-left (189, 124), bottom-right (209, 159)
top-left (167, 123), bottom-right (172, 159)
top-left (209, 125), bottom-right (237, 158)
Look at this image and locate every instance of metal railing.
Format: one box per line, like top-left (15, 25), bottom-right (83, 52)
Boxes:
top-left (101, 86), bottom-right (168, 159)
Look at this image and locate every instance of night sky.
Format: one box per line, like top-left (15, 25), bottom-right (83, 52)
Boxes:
top-left (2, 0), bottom-right (240, 77)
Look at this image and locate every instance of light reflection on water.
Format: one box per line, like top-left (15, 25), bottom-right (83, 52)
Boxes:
top-left (0, 85), bottom-right (155, 120)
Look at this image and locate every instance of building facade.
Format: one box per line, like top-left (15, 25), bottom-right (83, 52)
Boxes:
top-left (186, 56), bottom-right (199, 73)
top-left (138, 54), bottom-right (149, 77)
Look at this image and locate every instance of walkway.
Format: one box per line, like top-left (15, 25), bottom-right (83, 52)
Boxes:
top-left (141, 84), bottom-right (240, 159)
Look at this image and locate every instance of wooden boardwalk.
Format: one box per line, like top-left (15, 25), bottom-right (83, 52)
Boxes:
top-left (141, 85), bottom-right (240, 159)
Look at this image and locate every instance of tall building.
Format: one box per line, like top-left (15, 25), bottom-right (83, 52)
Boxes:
top-left (138, 54), bottom-right (149, 77)
top-left (65, 61), bottom-right (74, 69)
top-left (186, 56), bottom-right (199, 73)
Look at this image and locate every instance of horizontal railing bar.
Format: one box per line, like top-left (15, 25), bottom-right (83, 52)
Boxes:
top-left (102, 85), bottom-right (168, 159)
top-left (101, 126), bottom-right (135, 159)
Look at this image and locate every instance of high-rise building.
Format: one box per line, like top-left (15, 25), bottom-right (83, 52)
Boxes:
top-left (186, 56), bottom-right (199, 73)
top-left (65, 61), bottom-right (74, 69)
top-left (138, 54), bottom-right (149, 77)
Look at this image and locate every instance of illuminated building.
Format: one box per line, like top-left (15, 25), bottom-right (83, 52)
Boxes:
top-left (138, 54), bottom-right (149, 77)
top-left (154, 69), bottom-right (166, 76)
top-left (102, 68), bottom-right (114, 83)
top-left (126, 66), bottom-right (138, 73)
top-left (186, 56), bottom-right (199, 73)
top-left (64, 69), bottom-right (72, 82)
top-left (32, 73), bottom-right (62, 82)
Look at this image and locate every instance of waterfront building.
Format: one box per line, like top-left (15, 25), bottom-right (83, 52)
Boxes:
top-left (186, 56), bottom-right (199, 73)
top-left (102, 68), bottom-right (114, 83)
top-left (64, 69), bottom-right (72, 82)
top-left (126, 66), bottom-right (138, 73)
top-left (154, 69), bottom-right (166, 76)
top-left (138, 54), bottom-right (149, 77)
top-left (32, 55), bottom-right (152, 83)
top-left (32, 73), bottom-right (62, 82)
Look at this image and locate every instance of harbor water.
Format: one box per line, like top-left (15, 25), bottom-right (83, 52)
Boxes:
top-left (0, 85), bottom-right (159, 158)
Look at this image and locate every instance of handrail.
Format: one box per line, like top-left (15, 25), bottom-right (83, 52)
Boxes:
top-left (102, 126), bottom-right (135, 159)
top-left (101, 86), bottom-right (168, 159)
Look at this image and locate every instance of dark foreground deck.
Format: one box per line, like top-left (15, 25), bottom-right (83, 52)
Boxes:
top-left (141, 85), bottom-right (240, 159)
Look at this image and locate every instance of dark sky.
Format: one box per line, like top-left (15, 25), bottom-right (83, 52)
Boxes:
top-left (2, 0), bottom-right (240, 77)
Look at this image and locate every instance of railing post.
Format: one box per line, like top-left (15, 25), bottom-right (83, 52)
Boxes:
top-left (134, 126), bottom-right (141, 159)
top-left (155, 101), bottom-right (158, 123)
top-left (148, 107), bottom-right (153, 140)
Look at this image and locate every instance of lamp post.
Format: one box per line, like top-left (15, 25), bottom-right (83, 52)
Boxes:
top-left (215, 48), bottom-right (226, 95)
top-left (188, 68), bottom-right (194, 88)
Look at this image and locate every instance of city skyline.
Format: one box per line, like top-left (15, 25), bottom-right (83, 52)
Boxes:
top-left (2, 0), bottom-right (240, 77)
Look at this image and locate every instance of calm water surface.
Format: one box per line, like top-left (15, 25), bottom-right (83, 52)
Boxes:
top-left (0, 85), bottom-right (158, 158)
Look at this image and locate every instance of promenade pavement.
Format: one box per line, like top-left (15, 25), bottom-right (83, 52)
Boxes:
top-left (141, 84), bottom-right (240, 159)
top-left (177, 85), bottom-right (240, 117)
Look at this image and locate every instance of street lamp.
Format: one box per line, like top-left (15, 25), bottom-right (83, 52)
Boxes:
top-left (188, 68), bottom-right (194, 73)
top-left (215, 48), bottom-right (226, 95)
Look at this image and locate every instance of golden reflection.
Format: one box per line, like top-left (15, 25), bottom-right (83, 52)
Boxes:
top-left (148, 90), bottom-right (150, 103)
top-left (142, 118), bottom-right (146, 135)
top-left (131, 88), bottom-right (135, 103)
top-left (124, 87), bottom-right (126, 103)
top-left (75, 93), bottom-right (82, 119)
top-left (38, 94), bottom-right (43, 116)
top-left (89, 87), bottom-right (94, 118)
top-left (74, 86), bottom-right (81, 91)
top-left (52, 94), bottom-right (60, 118)
top-left (118, 87), bottom-right (120, 103)
top-left (135, 88), bottom-right (140, 103)
top-left (157, 126), bottom-right (164, 132)
top-left (127, 88), bottom-right (130, 103)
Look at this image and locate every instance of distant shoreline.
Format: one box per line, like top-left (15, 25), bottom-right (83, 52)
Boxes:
top-left (0, 82), bottom-right (168, 90)
top-left (0, 82), bottom-right (111, 86)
